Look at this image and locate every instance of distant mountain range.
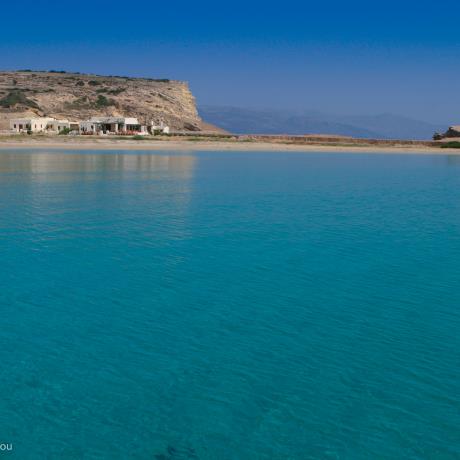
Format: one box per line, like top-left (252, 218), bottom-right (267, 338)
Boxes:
top-left (199, 106), bottom-right (445, 140)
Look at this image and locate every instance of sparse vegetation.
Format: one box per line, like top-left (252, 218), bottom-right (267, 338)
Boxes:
top-left (107, 88), bottom-right (126, 95)
top-left (64, 94), bottom-right (118, 109)
top-left (440, 141), bottom-right (460, 149)
top-left (95, 87), bottom-right (125, 95)
top-left (64, 96), bottom-right (91, 109)
top-left (0, 91), bottom-right (40, 109)
top-left (12, 88), bottom-right (55, 94)
top-left (0, 71), bottom-right (202, 133)
top-left (146, 78), bottom-right (170, 83)
top-left (58, 127), bottom-right (72, 135)
top-left (104, 75), bottom-right (171, 82)
top-left (433, 132), bottom-right (443, 141)
top-left (132, 135), bottom-right (146, 140)
top-left (95, 95), bottom-right (117, 108)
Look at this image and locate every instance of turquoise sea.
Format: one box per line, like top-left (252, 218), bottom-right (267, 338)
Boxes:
top-left (0, 149), bottom-right (459, 459)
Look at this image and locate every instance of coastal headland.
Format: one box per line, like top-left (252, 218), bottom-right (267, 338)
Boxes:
top-left (0, 70), bottom-right (213, 132)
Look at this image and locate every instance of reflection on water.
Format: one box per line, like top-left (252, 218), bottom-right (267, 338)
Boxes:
top-left (446, 153), bottom-right (460, 165)
top-left (0, 150), bottom-right (197, 243)
top-left (0, 150), bottom-right (196, 177)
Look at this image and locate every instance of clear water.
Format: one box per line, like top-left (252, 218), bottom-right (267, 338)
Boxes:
top-left (0, 150), bottom-right (459, 459)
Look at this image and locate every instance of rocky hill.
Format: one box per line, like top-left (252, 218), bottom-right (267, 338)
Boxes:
top-left (0, 70), bottom-right (213, 131)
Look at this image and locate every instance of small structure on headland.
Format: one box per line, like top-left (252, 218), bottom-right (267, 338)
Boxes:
top-left (442, 126), bottom-right (460, 138)
top-left (9, 117), bottom-right (79, 133)
top-left (433, 125), bottom-right (460, 140)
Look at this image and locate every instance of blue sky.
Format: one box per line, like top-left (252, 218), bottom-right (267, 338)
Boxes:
top-left (1, 0), bottom-right (459, 124)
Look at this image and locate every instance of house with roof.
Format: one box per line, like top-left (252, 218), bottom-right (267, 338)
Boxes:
top-left (47, 119), bottom-right (79, 133)
top-left (10, 117), bottom-right (55, 133)
top-left (79, 117), bottom-right (147, 135)
top-left (10, 117), bottom-right (78, 133)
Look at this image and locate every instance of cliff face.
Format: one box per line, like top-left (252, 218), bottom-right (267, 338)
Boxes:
top-left (0, 71), bottom-right (207, 131)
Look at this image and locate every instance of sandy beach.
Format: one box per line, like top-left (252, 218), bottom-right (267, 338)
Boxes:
top-left (0, 135), bottom-right (457, 154)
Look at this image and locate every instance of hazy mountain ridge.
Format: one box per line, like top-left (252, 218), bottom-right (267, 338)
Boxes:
top-left (199, 106), bottom-right (444, 140)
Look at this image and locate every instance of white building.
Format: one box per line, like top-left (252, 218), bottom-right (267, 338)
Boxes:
top-left (150, 120), bottom-right (170, 134)
top-left (10, 117), bottom-right (55, 133)
top-left (47, 119), bottom-right (79, 133)
top-left (79, 117), bottom-right (147, 135)
top-left (9, 117), bottom-right (78, 133)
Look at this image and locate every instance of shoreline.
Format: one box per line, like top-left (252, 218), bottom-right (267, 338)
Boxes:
top-left (0, 136), bottom-right (457, 154)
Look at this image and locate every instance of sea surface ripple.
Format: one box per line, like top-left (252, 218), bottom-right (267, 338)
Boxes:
top-left (0, 150), bottom-right (459, 459)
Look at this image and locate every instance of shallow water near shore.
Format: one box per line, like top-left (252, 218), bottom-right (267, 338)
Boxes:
top-left (1, 150), bottom-right (459, 459)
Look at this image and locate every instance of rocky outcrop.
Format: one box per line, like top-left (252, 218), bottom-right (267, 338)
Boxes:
top-left (433, 125), bottom-right (460, 141)
top-left (0, 70), bottom-right (215, 131)
top-left (441, 126), bottom-right (460, 138)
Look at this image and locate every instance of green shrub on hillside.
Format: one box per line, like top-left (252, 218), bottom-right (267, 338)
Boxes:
top-left (96, 88), bottom-right (125, 95)
top-left (107, 88), bottom-right (126, 95)
top-left (0, 91), bottom-right (40, 109)
top-left (95, 95), bottom-right (117, 108)
top-left (440, 141), bottom-right (460, 149)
